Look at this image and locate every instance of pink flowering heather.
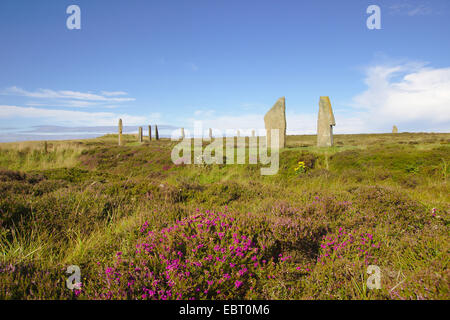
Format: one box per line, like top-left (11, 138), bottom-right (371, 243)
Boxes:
top-left (316, 228), bottom-right (381, 266)
top-left (95, 209), bottom-right (285, 300)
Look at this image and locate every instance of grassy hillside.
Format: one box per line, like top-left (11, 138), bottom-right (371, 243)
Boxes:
top-left (0, 132), bottom-right (449, 299)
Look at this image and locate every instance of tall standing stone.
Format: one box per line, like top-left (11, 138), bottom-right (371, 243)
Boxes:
top-left (392, 125), bottom-right (398, 134)
top-left (237, 130), bottom-right (240, 138)
top-left (317, 96), bottom-right (336, 147)
top-left (251, 130), bottom-right (255, 138)
top-left (148, 125), bottom-right (152, 141)
top-left (209, 128), bottom-right (213, 139)
top-left (264, 97), bottom-right (286, 148)
top-left (181, 128), bottom-right (185, 139)
top-left (138, 127), bottom-right (143, 143)
top-left (155, 125), bottom-right (159, 140)
top-left (118, 119), bottom-right (123, 146)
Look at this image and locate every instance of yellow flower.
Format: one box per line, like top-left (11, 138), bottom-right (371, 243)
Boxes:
top-left (294, 161), bottom-right (306, 174)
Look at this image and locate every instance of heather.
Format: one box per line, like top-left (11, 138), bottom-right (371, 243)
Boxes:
top-left (0, 132), bottom-right (449, 299)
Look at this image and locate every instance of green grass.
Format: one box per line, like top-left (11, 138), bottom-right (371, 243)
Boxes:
top-left (0, 132), bottom-right (449, 299)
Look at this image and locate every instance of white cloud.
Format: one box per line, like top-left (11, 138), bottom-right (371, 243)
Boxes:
top-left (388, 3), bottom-right (435, 16)
top-left (100, 91), bottom-right (128, 97)
top-left (0, 105), bottom-right (158, 126)
top-left (194, 109), bottom-right (215, 117)
top-left (2, 86), bottom-right (135, 103)
top-left (407, 5), bottom-right (433, 16)
top-left (187, 63), bottom-right (199, 72)
top-left (352, 62), bottom-right (450, 131)
top-left (26, 100), bottom-right (101, 108)
top-left (26, 101), bottom-right (122, 109)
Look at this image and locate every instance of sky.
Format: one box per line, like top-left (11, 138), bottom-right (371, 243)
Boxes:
top-left (0, 0), bottom-right (449, 141)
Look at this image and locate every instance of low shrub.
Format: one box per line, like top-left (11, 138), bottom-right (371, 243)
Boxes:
top-left (88, 209), bottom-right (304, 300)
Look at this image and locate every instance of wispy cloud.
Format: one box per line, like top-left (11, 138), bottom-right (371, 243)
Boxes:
top-left (0, 105), bottom-right (158, 126)
top-left (2, 86), bottom-right (135, 103)
top-left (194, 109), bottom-right (215, 117)
top-left (100, 91), bottom-right (128, 97)
top-left (21, 124), bottom-right (177, 134)
top-left (388, 2), bottom-right (438, 16)
top-left (26, 102), bottom-right (121, 109)
top-left (187, 63), bottom-right (199, 72)
top-left (25, 101), bottom-right (116, 108)
top-left (407, 5), bottom-right (433, 16)
top-left (1, 86), bottom-right (135, 110)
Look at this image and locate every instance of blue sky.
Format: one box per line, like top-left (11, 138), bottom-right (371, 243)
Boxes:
top-left (0, 0), bottom-right (449, 141)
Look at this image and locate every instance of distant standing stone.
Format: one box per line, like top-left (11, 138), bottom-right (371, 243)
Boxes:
top-left (155, 125), bottom-right (159, 140)
top-left (251, 130), bottom-right (255, 138)
top-left (138, 127), bottom-right (143, 143)
top-left (148, 125), bottom-right (152, 141)
top-left (118, 119), bottom-right (123, 146)
top-left (209, 128), bottom-right (213, 139)
top-left (317, 96), bottom-right (336, 147)
top-left (181, 128), bottom-right (185, 139)
top-left (392, 125), bottom-right (398, 134)
top-left (264, 97), bottom-right (286, 148)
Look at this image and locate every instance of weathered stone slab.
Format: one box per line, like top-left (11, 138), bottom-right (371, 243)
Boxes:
top-left (181, 128), bottom-right (185, 139)
top-left (155, 125), bottom-right (159, 140)
top-left (148, 125), bottom-right (152, 141)
top-left (264, 97), bottom-right (286, 148)
top-left (317, 96), bottom-right (335, 147)
top-left (392, 125), bottom-right (398, 134)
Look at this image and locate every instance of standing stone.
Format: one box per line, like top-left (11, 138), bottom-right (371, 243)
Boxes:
top-left (392, 125), bottom-right (398, 134)
top-left (118, 119), bottom-right (123, 146)
top-left (148, 125), bottom-right (152, 141)
top-left (264, 97), bottom-right (286, 148)
top-left (237, 130), bottom-right (240, 138)
top-left (251, 130), bottom-right (255, 138)
top-left (317, 96), bottom-right (336, 147)
top-left (155, 125), bottom-right (159, 140)
top-left (209, 128), bottom-right (213, 139)
top-left (138, 127), bottom-right (143, 143)
top-left (181, 128), bottom-right (185, 139)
